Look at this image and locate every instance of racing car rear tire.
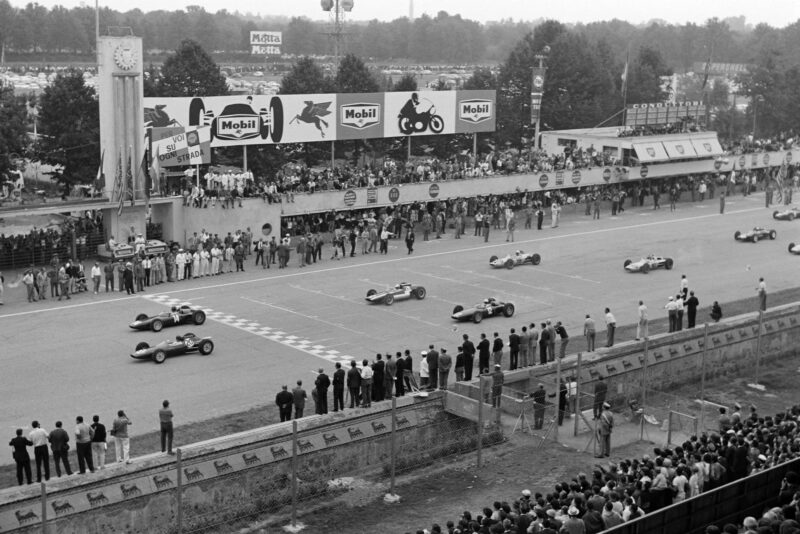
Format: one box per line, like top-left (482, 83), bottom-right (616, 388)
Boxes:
top-left (183, 333), bottom-right (196, 339)
top-left (453, 305), bottom-right (464, 314)
top-left (489, 255), bottom-right (498, 264)
top-left (135, 342), bottom-right (150, 351)
top-left (366, 289), bottom-right (377, 297)
top-left (152, 350), bottom-right (167, 364)
top-left (193, 310), bottom-right (206, 325)
top-left (135, 313), bottom-right (148, 321)
top-left (641, 263), bottom-right (650, 274)
top-left (734, 231), bottom-right (741, 240)
top-left (473, 312), bottom-right (483, 324)
top-left (188, 98), bottom-right (205, 127)
top-left (773, 210), bottom-right (780, 220)
top-left (503, 303), bottom-right (515, 317)
top-left (199, 340), bottom-right (214, 355)
top-left (151, 319), bottom-right (164, 332)
top-left (789, 243), bottom-right (796, 253)
top-left (665, 258), bottom-right (674, 270)
top-left (384, 294), bottom-right (394, 305)
top-left (624, 259), bottom-right (632, 268)
top-left (505, 259), bottom-right (514, 269)
top-left (414, 287), bottom-right (426, 299)
top-left (268, 97), bottom-right (284, 142)
top-left (531, 253), bottom-right (541, 265)
top-left (769, 230), bottom-right (777, 240)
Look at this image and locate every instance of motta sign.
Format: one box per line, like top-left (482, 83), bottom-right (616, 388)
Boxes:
top-left (250, 31), bottom-right (282, 45)
top-left (340, 103), bottom-right (381, 130)
top-left (458, 99), bottom-right (493, 124)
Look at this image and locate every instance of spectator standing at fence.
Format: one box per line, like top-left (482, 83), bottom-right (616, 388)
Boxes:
top-left (637, 300), bottom-right (648, 340)
top-left (477, 334), bottom-right (490, 374)
top-left (757, 277), bottom-right (767, 311)
top-left (292, 380), bottom-right (307, 418)
top-left (508, 328), bottom-right (520, 370)
top-left (426, 345), bottom-right (439, 390)
top-left (75, 415), bottom-right (95, 472)
top-left (347, 360), bottom-right (361, 408)
top-left (665, 297), bottom-right (677, 332)
top-left (538, 322), bottom-right (550, 365)
top-left (491, 333), bottom-right (504, 368)
top-left (528, 323), bottom-right (539, 365)
top-left (159, 400), bottom-right (174, 454)
top-left (675, 293), bottom-right (685, 331)
top-left (518, 326), bottom-right (530, 368)
top-left (49, 421), bottom-right (72, 477)
top-left (111, 410), bottom-right (131, 464)
top-left (276, 385), bottom-right (293, 422)
top-left (9, 428), bottom-right (32, 485)
top-left (710, 300), bottom-right (722, 322)
top-left (532, 384), bottom-right (546, 429)
top-left (28, 421), bottom-right (50, 482)
top-left (604, 308), bottom-right (616, 347)
top-left (438, 349), bottom-right (452, 390)
top-left (384, 354), bottom-right (396, 398)
top-left (360, 360), bottom-right (373, 408)
top-left (597, 402), bottom-right (614, 457)
top-left (461, 334), bottom-right (475, 380)
top-left (332, 364), bottom-right (345, 411)
top-left (555, 321), bottom-right (569, 359)
top-left (491, 365), bottom-right (504, 408)
top-left (315, 368), bottom-right (331, 414)
top-left (593, 376), bottom-right (607, 420)
top-left (90, 415), bottom-right (106, 469)
top-left (545, 321), bottom-right (557, 361)
top-left (685, 291), bottom-right (699, 328)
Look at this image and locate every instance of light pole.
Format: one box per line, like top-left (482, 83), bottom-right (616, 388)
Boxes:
top-left (752, 95), bottom-right (764, 141)
top-left (321, 0), bottom-right (353, 69)
top-left (529, 46), bottom-right (549, 165)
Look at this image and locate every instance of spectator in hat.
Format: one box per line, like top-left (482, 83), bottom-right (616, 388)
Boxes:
top-left (597, 402), bottom-right (614, 458)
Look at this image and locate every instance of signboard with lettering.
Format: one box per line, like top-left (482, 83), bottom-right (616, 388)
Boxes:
top-left (367, 187), bottom-right (378, 204)
top-left (625, 101), bottom-right (706, 127)
top-left (151, 126), bottom-right (211, 167)
top-left (250, 31), bottom-right (282, 55)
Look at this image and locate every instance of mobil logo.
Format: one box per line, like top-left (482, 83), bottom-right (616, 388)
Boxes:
top-left (217, 116), bottom-right (258, 139)
top-left (538, 174), bottom-right (549, 188)
top-left (459, 99), bottom-right (493, 124)
top-left (340, 103), bottom-right (381, 130)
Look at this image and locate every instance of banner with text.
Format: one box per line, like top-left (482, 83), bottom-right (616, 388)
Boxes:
top-left (143, 90), bottom-right (495, 148)
top-left (530, 67), bottom-right (546, 123)
top-left (150, 126), bottom-right (211, 167)
top-left (250, 31), bottom-right (282, 55)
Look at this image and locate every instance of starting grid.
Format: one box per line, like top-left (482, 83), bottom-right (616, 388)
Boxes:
top-left (143, 294), bottom-right (357, 366)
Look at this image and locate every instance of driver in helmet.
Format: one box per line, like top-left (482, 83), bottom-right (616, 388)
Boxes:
top-left (171, 306), bottom-right (180, 323)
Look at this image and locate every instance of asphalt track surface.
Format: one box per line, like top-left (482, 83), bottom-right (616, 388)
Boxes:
top-left (1, 192), bottom-right (796, 440)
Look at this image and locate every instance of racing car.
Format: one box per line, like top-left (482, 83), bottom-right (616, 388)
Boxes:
top-left (773, 208), bottom-right (800, 221)
top-left (188, 96), bottom-right (283, 143)
top-left (365, 282), bottom-right (427, 305)
top-left (98, 239), bottom-right (169, 261)
top-left (489, 250), bottom-right (541, 269)
top-left (129, 305), bottom-right (207, 332)
top-left (788, 243), bottom-right (800, 255)
top-left (131, 333), bottom-right (214, 364)
top-left (451, 298), bottom-right (515, 324)
top-left (734, 227), bottom-right (776, 242)
top-left (623, 255), bottom-right (674, 274)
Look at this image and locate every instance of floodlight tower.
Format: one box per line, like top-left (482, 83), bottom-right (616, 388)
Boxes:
top-left (321, 0), bottom-right (354, 68)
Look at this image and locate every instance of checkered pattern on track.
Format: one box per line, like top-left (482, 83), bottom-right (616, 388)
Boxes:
top-left (143, 294), bottom-right (355, 365)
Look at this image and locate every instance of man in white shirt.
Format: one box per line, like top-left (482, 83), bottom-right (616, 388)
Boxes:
top-left (680, 275), bottom-right (689, 299)
top-left (28, 421), bottom-right (50, 482)
top-left (675, 294), bottom-right (685, 331)
top-left (604, 308), bottom-right (616, 347)
top-left (91, 261), bottom-right (102, 294)
top-left (665, 296), bottom-right (678, 332)
top-left (360, 359), bottom-right (374, 408)
top-left (637, 300), bottom-right (648, 340)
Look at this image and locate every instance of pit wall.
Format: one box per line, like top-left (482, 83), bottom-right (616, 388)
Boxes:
top-left (0, 394), bottom-right (477, 534)
top-left (453, 303), bottom-right (800, 414)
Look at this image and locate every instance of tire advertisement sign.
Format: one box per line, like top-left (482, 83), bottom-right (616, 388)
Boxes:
top-left (143, 90), bottom-right (495, 148)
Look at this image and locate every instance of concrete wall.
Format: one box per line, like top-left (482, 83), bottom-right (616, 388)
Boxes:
top-left (0, 394), bottom-right (484, 534)
top-left (453, 303), bottom-right (800, 415)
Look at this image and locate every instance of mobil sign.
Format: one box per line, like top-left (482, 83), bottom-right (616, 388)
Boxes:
top-left (455, 90), bottom-right (496, 133)
top-left (336, 92), bottom-right (383, 140)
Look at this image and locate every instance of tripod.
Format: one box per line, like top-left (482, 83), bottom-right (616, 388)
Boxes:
top-left (512, 401), bottom-right (533, 435)
top-left (536, 416), bottom-right (558, 448)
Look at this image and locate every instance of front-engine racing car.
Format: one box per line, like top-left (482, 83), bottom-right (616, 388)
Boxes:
top-left (734, 227), bottom-right (776, 242)
top-left (451, 298), bottom-right (515, 323)
top-left (131, 333), bottom-right (214, 364)
top-left (788, 242), bottom-right (800, 255)
top-left (773, 208), bottom-right (800, 221)
top-left (129, 305), bottom-right (207, 332)
top-left (489, 250), bottom-right (541, 269)
top-left (366, 282), bottom-right (426, 305)
top-left (623, 254), bottom-right (674, 273)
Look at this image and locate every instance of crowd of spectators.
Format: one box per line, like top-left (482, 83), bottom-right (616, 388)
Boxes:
top-left (408, 404), bottom-right (800, 534)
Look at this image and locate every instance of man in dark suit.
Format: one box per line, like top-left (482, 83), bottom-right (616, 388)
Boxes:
top-left (685, 291), bottom-right (699, 328)
top-left (372, 354), bottom-right (385, 401)
top-left (9, 428), bottom-right (32, 485)
top-left (292, 381), bottom-right (307, 419)
top-left (275, 386), bottom-right (293, 422)
top-left (532, 384), bottom-right (546, 429)
top-left (49, 421), bottom-right (72, 477)
top-left (394, 352), bottom-right (405, 397)
top-left (315, 369), bottom-right (331, 414)
top-left (461, 334), bottom-right (476, 380)
top-left (332, 363), bottom-right (345, 412)
top-left (508, 328), bottom-right (520, 370)
top-left (538, 322), bottom-right (550, 365)
top-left (384, 353), bottom-right (397, 399)
top-left (477, 333), bottom-right (490, 375)
top-left (426, 345), bottom-right (439, 390)
top-left (347, 360), bottom-right (362, 407)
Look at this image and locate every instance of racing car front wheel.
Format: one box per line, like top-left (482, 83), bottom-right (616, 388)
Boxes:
top-left (366, 289), bottom-right (377, 297)
top-left (665, 258), bottom-right (674, 270)
top-left (773, 211), bottom-right (780, 220)
top-left (199, 340), bottom-right (214, 355)
top-left (135, 342), bottom-right (150, 351)
top-left (734, 231), bottom-right (741, 240)
top-left (473, 312), bottom-right (483, 324)
top-left (505, 259), bottom-right (514, 269)
top-left (623, 259), bottom-right (632, 268)
top-left (414, 287), bottom-right (426, 300)
top-left (531, 253), bottom-right (541, 265)
top-left (192, 310), bottom-right (206, 325)
top-left (789, 243), bottom-right (796, 253)
top-left (188, 98), bottom-right (205, 127)
top-left (503, 303), bottom-right (515, 317)
top-left (135, 313), bottom-right (148, 321)
top-left (640, 263), bottom-right (650, 274)
top-left (151, 319), bottom-right (164, 332)
top-left (152, 350), bottom-right (167, 364)
top-left (769, 230), bottom-right (777, 240)
top-left (453, 305), bottom-right (464, 314)
top-left (489, 255), bottom-right (498, 264)
top-left (384, 294), bottom-right (394, 306)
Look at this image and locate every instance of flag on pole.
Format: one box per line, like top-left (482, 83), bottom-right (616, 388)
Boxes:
top-left (117, 153), bottom-right (125, 217)
top-left (151, 144), bottom-right (162, 196)
top-left (95, 149), bottom-right (105, 189)
top-left (126, 150), bottom-right (135, 207)
top-left (620, 58), bottom-right (629, 97)
top-left (136, 149), bottom-right (149, 201)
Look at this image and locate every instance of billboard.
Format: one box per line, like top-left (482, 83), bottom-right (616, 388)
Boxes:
top-left (625, 101), bottom-right (706, 127)
top-left (250, 31), bottom-right (282, 55)
top-left (143, 90), bottom-right (495, 148)
top-left (151, 126), bottom-right (211, 167)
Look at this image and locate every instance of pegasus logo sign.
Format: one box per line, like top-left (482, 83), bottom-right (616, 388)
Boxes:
top-left (340, 103), bottom-right (381, 129)
top-left (459, 99), bottom-right (492, 124)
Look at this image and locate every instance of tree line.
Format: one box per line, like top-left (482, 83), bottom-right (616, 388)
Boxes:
top-left (0, 1), bottom-right (799, 70)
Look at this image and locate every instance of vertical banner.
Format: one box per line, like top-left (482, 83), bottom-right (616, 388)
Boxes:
top-left (531, 67), bottom-right (546, 123)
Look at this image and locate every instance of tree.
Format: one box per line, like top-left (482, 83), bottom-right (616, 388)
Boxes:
top-left (392, 73), bottom-right (418, 92)
top-left (625, 46), bottom-right (672, 104)
top-left (36, 69), bottom-right (99, 195)
top-left (279, 57), bottom-right (333, 95)
top-left (0, 0), bottom-right (16, 62)
top-left (334, 54), bottom-right (380, 93)
top-left (463, 68), bottom-right (497, 90)
top-left (0, 81), bottom-right (27, 178)
top-left (154, 39), bottom-right (228, 97)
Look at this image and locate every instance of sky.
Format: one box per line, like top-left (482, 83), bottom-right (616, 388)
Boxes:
top-left (17, 0), bottom-right (800, 28)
